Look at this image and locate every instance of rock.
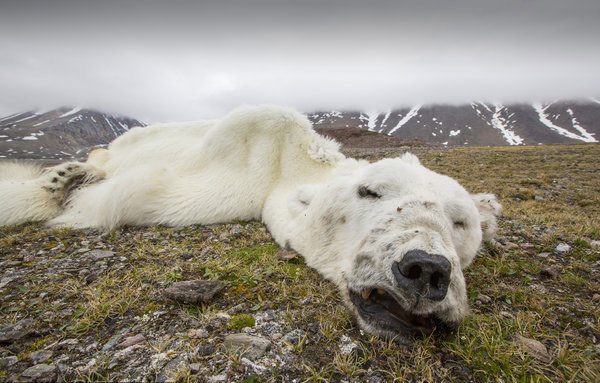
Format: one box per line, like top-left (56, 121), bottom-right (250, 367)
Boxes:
top-left (281, 329), bottom-right (306, 345)
top-left (87, 249), bottom-right (115, 261)
top-left (227, 303), bottom-right (247, 314)
top-left (190, 362), bottom-right (202, 373)
top-left (500, 311), bottom-right (514, 318)
top-left (5, 261), bottom-right (22, 267)
top-left (156, 355), bottom-right (188, 383)
top-left (519, 243), bottom-right (536, 253)
top-left (504, 242), bottom-right (519, 250)
top-left (163, 280), bottom-right (223, 304)
top-left (85, 272), bottom-right (100, 284)
top-left (241, 357), bottom-right (269, 374)
top-left (28, 350), bottom-right (53, 364)
top-left (196, 345), bottom-right (216, 357)
top-left (102, 327), bottom-right (131, 352)
top-left (514, 335), bottom-right (551, 362)
top-left (215, 312), bottom-right (231, 320)
top-left (259, 322), bottom-right (282, 336)
top-left (219, 232), bottom-right (230, 241)
top-left (537, 252), bottom-right (550, 258)
top-left (198, 247), bottom-right (214, 259)
top-left (207, 374), bottom-right (229, 383)
top-left (22, 364), bottom-right (56, 381)
top-left (533, 284), bottom-right (548, 294)
top-left (590, 240), bottom-right (600, 250)
top-left (275, 249), bottom-right (299, 261)
top-left (224, 334), bottom-right (271, 360)
top-left (0, 356), bottom-right (18, 368)
top-left (540, 267), bottom-right (559, 279)
top-left (272, 333), bottom-right (282, 341)
top-left (555, 243), bottom-right (571, 252)
top-left (339, 334), bottom-right (359, 355)
top-left (230, 225), bottom-right (245, 238)
top-left (0, 276), bottom-right (17, 289)
top-left (58, 338), bottom-right (78, 348)
top-left (0, 319), bottom-right (36, 344)
top-left (475, 293), bottom-right (492, 304)
top-left (117, 334), bottom-right (145, 348)
top-left (592, 294), bottom-right (600, 302)
top-left (254, 310), bottom-right (276, 324)
top-left (150, 352), bottom-right (169, 371)
top-left (187, 329), bottom-right (208, 339)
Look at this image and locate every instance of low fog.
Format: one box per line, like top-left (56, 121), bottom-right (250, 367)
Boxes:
top-left (1, 0), bottom-right (599, 122)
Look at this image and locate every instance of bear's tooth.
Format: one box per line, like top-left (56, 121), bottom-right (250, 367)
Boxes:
top-left (361, 290), bottom-right (371, 299)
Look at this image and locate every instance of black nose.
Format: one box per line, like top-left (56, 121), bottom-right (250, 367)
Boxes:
top-left (392, 250), bottom-right (451, 302)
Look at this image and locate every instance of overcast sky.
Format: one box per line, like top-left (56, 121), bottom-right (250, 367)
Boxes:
top-left (1, 0), bottom-right (599, 122)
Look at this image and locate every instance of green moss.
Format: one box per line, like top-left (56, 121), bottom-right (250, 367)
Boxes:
top-left (229, 314), bottom-right (256, 330)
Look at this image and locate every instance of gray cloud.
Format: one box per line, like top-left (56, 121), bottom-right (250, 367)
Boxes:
top-left (1, 0), bottom-right (599, 122)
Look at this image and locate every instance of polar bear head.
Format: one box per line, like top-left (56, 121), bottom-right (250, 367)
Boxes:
top-left (288, 153), bottom-right (501, 340)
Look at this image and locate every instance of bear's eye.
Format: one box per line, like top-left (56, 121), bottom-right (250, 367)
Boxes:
top-left (358, 186), bottom-right (380, 199)
top-left (453, 220), bottom-right (466, 229)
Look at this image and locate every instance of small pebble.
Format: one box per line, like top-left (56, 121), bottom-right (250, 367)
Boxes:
top-left (540, 267), bottom-right (559, 279)
top-left (555, 243), bottom-right (571, 252)
top-left (117, 334), bottom-right (145, 348)
top-left (187, 329), bottom-right (208, 339)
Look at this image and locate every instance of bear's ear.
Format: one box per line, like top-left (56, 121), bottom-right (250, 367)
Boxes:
top-left (471, 193), bottom-right (502, 241)
top-left (288, 184), bottom-right (319, 217)
top-left (400, 152), bottom-right (421, 166)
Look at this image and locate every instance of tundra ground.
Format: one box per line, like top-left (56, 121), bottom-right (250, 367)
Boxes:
top-left (1, 144), bottom-right (599, 382)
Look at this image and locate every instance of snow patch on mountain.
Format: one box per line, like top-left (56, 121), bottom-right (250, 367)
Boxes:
top-left (360, 111), bottom-right (380, 131)
top-left (378, 110), bottom-right (392, 133)
top-left (490, 103), bottom-right (523, 145)
top-left (566, 108), bottom-right (597, 142)
top-left (58, 106), bottom-right (83, 118)
top-left (0, 113), bottom-right (21, 123)
top-left (33, 119), bottom-right (51, 127)
top-left (533, 103), bottom-right (597, 143)
top-left (310, 110), bottom-right (342, 125)
top-left (388, 105), bottom-right (422, 135)
top-left (13, 114), bottom-right (38, 124)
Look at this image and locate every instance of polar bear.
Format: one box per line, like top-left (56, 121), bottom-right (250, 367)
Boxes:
top-left (0, 105), bottom-right (500, 339)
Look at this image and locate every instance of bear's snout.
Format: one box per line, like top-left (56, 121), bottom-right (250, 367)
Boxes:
top-left (392, 250), bottom-right (451, 302)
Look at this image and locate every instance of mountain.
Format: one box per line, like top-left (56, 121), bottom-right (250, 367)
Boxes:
top-left (0, 107), bottom-right (144, 160)
top-left (308, 100), bottom-right (600, 146)
top-left (1, 100), bottom-right (598, 161)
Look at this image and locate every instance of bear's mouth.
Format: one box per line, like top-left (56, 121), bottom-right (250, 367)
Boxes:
top-left (349, 288), bottom-right (452, 336)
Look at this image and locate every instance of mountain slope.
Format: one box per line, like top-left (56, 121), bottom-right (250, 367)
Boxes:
top-left (0, 107), bottom-right (144, 160)
top-left (309, 100), bottom-right (600, 146)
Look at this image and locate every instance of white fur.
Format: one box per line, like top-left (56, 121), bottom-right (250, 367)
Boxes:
top-left (0, 105), bottom-right (500, 336)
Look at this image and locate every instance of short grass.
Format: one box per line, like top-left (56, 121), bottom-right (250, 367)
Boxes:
top-left (0, 144), bottom-right (599, 382)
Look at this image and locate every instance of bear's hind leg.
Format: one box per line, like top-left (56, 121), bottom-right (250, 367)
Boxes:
top-left (41, 161), bottom-right (106, 204)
